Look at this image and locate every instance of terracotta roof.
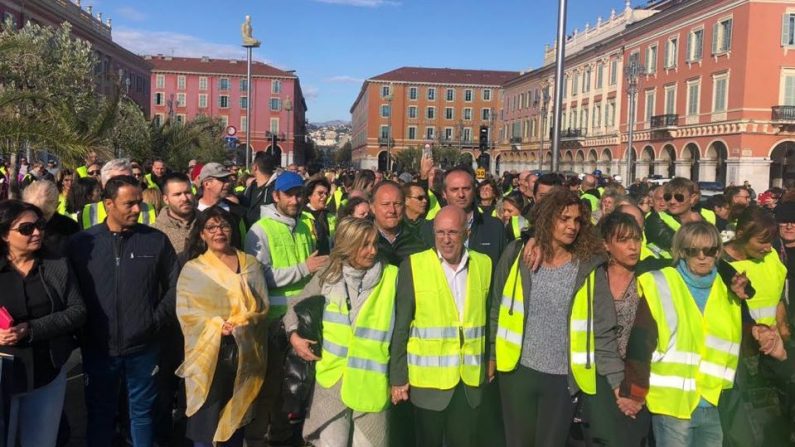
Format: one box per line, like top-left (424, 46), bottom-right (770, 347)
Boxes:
top-left (370, 66), bottom-right (520, 86)
top-left (146, 55), bottom-right (295, 78)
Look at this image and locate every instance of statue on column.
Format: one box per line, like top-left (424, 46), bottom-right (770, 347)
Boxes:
top-left (241, 15), bottom-right (261, 47)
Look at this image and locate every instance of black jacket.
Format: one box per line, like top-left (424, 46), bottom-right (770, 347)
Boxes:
top-left (241, 180), bottom-right (275, 228)
top-left (377, 221), bottom-right (428, 267)
top-left (67, 223), bottom-right (179, 356)
top-left (282, 295), bottom-right (324, 414)
top-left (420, 207), bottom-right (508, 268)
top-left (644, 211), bottom-right (677, 253)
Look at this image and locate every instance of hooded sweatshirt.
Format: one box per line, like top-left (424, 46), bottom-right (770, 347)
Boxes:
top-left (244, 203), bottom-right (313, 290)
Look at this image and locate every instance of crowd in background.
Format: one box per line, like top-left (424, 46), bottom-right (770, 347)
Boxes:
top-left (0, 150), bottom-right (793, 447)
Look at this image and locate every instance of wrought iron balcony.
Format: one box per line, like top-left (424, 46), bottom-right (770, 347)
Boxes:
top-left (772, 106), bottom-right (795, 121)
top-left (378, 137), bottom-right (394, 145)
top-left (510, 136), bottom-right (523, 144)
top-left (650, 114), bottom-right (679, 128)
top-left (559, 128), bottom-right (586, 140)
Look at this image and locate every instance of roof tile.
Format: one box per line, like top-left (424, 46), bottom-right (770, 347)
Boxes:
top-left (370, 66), bottom-right (520, 86)
top-left (147, 55), bottom-right (294, 78)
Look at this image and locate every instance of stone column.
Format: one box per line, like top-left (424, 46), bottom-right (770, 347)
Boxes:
top-left (653, 160), bottom-right (670, 177)
top-left (635, 161), bottom-right (651, 179)
top-left (675, 160), bottom-right (693, 178)
top-left (725, 157), bottom-right (772, 191)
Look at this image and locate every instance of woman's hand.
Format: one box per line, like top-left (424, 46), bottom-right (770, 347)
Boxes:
top-left (614, 388), bottom-right (643, 419)
top-left (221, 321), bottom-right (235, 336)
top-left (391, 384), bottom-right (410, 404)
top-left (0, 322), bottom-right (29, 346)
top-left (289, 332), bottom-right (320, 362)
top-left (521, 238), bottom-right (543, 271)
top-left (752, 325), bottom-right (787, 361)
top-left (730, 271), bottom-right (749, 299)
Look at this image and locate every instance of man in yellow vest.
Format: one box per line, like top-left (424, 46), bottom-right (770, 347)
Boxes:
top-left (645, 177), bottom-right (711, 258)
top-left (244, 171), bottom-right (329, 446)
top-left (75, 150), bottom-right (97, 178)
top-left (390, 206), bottom-right (492, 447)
top-left (80, 159), bottom-right (156, 229)
top-left (143, 158), bottom-right (167, 191)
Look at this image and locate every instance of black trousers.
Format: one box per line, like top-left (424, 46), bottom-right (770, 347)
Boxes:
top-left (414, 384), bottom-right (479, 447)
top-left (579, 375), bottom-right (650, 447)
top-left (498, 366), bottom-right (575, 447)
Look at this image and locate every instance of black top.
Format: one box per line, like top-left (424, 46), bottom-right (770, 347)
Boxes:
top-left (305, 207), bottom-right (331, 256)
top-left (376, 221), bottom-right (428, 267)
top-left (44, 213), bottom-right (81, 257)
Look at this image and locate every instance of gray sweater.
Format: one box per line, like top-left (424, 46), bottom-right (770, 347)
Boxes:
top-left (488, 240), bottom-right (624, 393)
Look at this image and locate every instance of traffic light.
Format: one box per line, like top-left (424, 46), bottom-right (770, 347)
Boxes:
top-left (479, 126), bottom-right (489, 151)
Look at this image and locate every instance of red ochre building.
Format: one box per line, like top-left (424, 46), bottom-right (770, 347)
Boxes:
top-left (147, 55), bottom-right (308, 167)
top-left (0, 0), bottom-right (151, 116)
top-left (497, 0), bottom-right (795, 188)
top-left (350, 67), bottom-right (519, 171)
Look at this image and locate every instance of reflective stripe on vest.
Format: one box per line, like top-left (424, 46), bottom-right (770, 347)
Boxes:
top-left (315, 265), bottom-right (398, 412)
top-left (729, 250), bottom-right (786, 325)
top-left (81, 201), bottom-right (156, 229)
top-left (407, 249), bottom-right (491, 389)
top-left (257, 217), bottom-right (314, 320)
top-left (639, 268), bottom-right (741, 419)
top-left (495, 253), bottom-right (598, 394)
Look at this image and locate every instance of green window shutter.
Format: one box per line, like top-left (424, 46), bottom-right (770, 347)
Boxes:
top-left (783, 14), bottom-right (791, 46)
top-left (686, 33), bottom-right (692, 61)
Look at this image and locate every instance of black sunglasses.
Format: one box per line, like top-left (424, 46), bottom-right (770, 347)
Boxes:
top-left (663, 193), bottom-right (687, 203)
top-left (683, 246), bottom-right (719, 258)
top-left (11, 220), bottom-right (46, 236)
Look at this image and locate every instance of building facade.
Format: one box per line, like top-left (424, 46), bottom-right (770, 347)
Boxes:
top-left (0, 0), bottom-right (151, 115)
top-left (496, 0), bottom-right (795, 189)
top-left (147, 55), bottom-right (308, 166)
top-left (350, 67), bottom-right (518, 170)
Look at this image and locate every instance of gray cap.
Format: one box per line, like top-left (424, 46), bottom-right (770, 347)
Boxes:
top-left (198, 162), bottom-right (233, 184)
top-left (398, 172), bottom-right (413, 183)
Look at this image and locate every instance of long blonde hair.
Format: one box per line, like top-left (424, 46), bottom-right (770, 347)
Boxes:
top-left (318, 217), bottom-right (378, 285)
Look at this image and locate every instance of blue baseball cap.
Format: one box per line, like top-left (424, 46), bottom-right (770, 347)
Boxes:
top-left (274, 172), bottom-right (305, 192)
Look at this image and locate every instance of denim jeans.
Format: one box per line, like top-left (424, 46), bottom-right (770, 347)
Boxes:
top-left (83, 344), bottom-right (160, 447)
top-left (652, 407), bottom-right (723, 447)
top-left (7, 368), bottom-right (67, 447)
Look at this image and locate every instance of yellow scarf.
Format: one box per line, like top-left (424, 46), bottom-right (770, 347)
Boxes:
top-left (176, 249), bottom-right (269, 442)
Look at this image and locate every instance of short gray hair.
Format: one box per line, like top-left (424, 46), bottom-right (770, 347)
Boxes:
top-left (101, 158), bottom-right (132, 186)
top-left (671, 221), bottom-right (722, 265)
top-left (22, 180), bottom-right (59, 218)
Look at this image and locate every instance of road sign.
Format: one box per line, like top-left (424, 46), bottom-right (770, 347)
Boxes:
top-left (226, 126), bottom-right (237, 136)
top-left (475, 168), bottom-right (486, 180)
top-left (224, 136), bottom-right (238, 149)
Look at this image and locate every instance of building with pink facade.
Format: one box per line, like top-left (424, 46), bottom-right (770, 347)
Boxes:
top-left (496, 0), bottom-right (795, 189)
top-left (147, 55), bottom-right (308, 166)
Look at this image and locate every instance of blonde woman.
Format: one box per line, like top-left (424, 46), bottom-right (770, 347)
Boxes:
top-left (285, 217), bottom-right (398, 446)
top-left (176, 207), bottom-right (269, 446)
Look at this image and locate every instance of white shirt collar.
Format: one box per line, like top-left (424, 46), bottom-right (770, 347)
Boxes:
top-left (436, 248), bottom-right (469, 273)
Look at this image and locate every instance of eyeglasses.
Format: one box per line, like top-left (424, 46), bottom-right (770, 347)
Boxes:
top-left (779, 222), bottom-right (795, 228)
top-left (683, 246), bottom-right (720, 258)
top-left (434, 229), bottom-right (462, 238)
top-left (10, 220), bottom-right (46, 236)
top-left (410, 195), bottom-right (428, 201)
top-left (88, 170), bottom-right (101, 176)
top-left (663, 193), bottom-right (687, 203)
top-left (204, 223), bottom-right (232, 233)
top-left (132, 172), bottom-right (143, 178)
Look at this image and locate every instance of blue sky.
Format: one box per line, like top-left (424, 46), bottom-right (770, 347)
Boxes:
top-left (87, 0), bottom-right (634, 122)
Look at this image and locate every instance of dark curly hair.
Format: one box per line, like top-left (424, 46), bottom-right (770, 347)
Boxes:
top-left (532, 186), bottom-right (603, 261)
top-left (185, 206), bottom-right (236, 261)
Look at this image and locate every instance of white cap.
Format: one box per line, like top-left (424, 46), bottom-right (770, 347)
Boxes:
top-left (613, 175), bottom-right (623, 183)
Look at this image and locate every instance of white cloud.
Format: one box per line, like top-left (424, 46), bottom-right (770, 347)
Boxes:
top-left (313, 0), bottom-right (400, 6)
top-left (325, 75), bottom-right (364, 84)
top-left (303, 86), bottom-right (320, 100)
top-left (115, 6), bottom-right (146, 22)
top-left (113, 26), bottom-right (250, 60)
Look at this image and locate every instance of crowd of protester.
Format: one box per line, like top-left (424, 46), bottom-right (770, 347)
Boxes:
top-left (0, 150), bottom-right (792, 447)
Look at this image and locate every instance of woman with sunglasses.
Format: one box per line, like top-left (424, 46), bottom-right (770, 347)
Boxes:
top-left (645, 177), bottom-right (712, 259)
top-left (0, 200), bottom-right (86, 446)
top-left (176, 206), bottom-right (269, 446)
top-left (719, 206), bottom-right (792, 446)
top-left (620, 221), bottom-right (749, 447)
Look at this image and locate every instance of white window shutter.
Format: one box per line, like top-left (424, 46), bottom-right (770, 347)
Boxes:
top-left (686, 33), bottom-right (692, 61)
top-left (665, 40), bottom-right (670, 67)
top-left (712, 23), bottom-right (719, 54)
top-left (725, 20), bottom-right (732, 51)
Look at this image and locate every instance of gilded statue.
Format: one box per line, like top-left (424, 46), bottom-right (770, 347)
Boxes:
top-left (241, 15), bottom-right (261, 47)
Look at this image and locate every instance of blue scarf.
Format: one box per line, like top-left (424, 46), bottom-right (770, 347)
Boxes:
top-left (676, 260), bottom-right (716, 313)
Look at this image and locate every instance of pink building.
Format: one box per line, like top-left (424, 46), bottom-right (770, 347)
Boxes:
top-left (147, 55), bottom-right (308, 166)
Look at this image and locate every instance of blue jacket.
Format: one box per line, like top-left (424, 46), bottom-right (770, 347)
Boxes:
top-left (68, 223), bottom-right (179, 356)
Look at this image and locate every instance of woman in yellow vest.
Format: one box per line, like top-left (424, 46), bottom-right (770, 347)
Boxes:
top-left (619, 222), bottom-right (749, 447)
top-left (176, 207), bottom-right (269, 446)
top-left (286, 217), bottom-right (397, 446)
top-left (719, 206), bottom-right (792, 446)
top-left (489, 187), bottom-right (624, 447)
top-left (498, 192), bottom-right (529, 240)
top-left (55, 169), bottom-right (74, 216)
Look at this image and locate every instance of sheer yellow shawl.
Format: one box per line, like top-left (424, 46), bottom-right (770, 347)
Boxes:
top-left (176, 250), bottom-right (269, 443)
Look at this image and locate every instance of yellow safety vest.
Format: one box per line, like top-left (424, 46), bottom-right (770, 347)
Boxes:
top-left (700, 209), bottom-right (716, 225)
top-left (508, 215), bottom-right (528, 240)
top-left (75, 165), bottom-right (88, 178)
top-left (315, 265), bottom-right (398, 412)
top-left (407, 249), bottom-right (491, 389)
top-left (638, 267), bottom-right (741, 419)
top-left (300, 210), bottom-right (337, 243)
top-left (495, 254), bottom-right (597, 394)
top-left (425, 189), bottom-right (442, 220)
top-left (729, 250), bottom-right (786, 326)
top-left (57, 194), bottom-right (68, 216)
top-left (581, 192), bottom-right (599, 212)
top-left (257, 217), bottom-right (314, 320)
top-left (642, 233), bottom-right (671, 260)
top-left (143, 173), bottom-right (159, 190)
top-left (80, 201), bottom-right (156, 229)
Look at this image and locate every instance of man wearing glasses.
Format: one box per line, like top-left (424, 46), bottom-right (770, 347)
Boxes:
top-left (645, 177), bottom-right (709, 258)
top-left (402, 182), bottom-right (428, 233)
top-left (196, 162), bottom-right (247, 249)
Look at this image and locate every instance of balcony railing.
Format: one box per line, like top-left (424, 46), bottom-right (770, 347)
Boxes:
top-left (378, 137), bottom-right (394, 145)
top-left (558, 128), bottom-right (587, 140)
top-left (650, 114), bottom-right (679, 128)
top-left (772, 106), bottom-right (795, 121)
top-left (510, 136), bottom-right (523, 144)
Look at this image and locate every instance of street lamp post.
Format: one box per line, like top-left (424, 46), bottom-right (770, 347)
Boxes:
top-left (285, 96), bottom-right (293, 163)
top-left (551, 0), bottom-right (569, 172)
top-left (385, 83), bottom-right (394, 172)
top-left (241, 15), bottom-right (261, 170)
top-left (537, 83), bottom-right (551, 171)
top-left (624, 59), bottom-right (645, 185)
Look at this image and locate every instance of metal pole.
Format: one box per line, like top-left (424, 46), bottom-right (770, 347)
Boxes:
top-left (626, 88), bottom-right (636, 185)
top-left (245, 47), bottom-right (253, 171)
top-left (539, 105), bottom-right (545, 171)
top-left (550, 0), bottom-right (568, 172)
top-left (387, 91), bottom-right (392, 172)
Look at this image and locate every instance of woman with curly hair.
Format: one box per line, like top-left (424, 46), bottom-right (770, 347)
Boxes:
top-left (488, 186), bottom-right (624, 446)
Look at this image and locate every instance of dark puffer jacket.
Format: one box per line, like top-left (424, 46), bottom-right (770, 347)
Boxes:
top-left (68, 223), bottom-right (179, 356)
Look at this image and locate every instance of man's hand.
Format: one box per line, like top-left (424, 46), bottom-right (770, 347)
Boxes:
top-left (305, 251), bottom-right (330, 273)
top-left (420, 155), bottom-right (433, 180)
top-left (521, 238), bottom-right (543, 271)
top-left (289, 332), bottom-right (320, 361)
top-left (487, 360), bottom-right (496, 383)
top-left (730, 271), bottom-right (749, 299)
top-left (391, 383), bottom-right (410, 404)
top-left (613, 388), bottom-right (643, 418)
